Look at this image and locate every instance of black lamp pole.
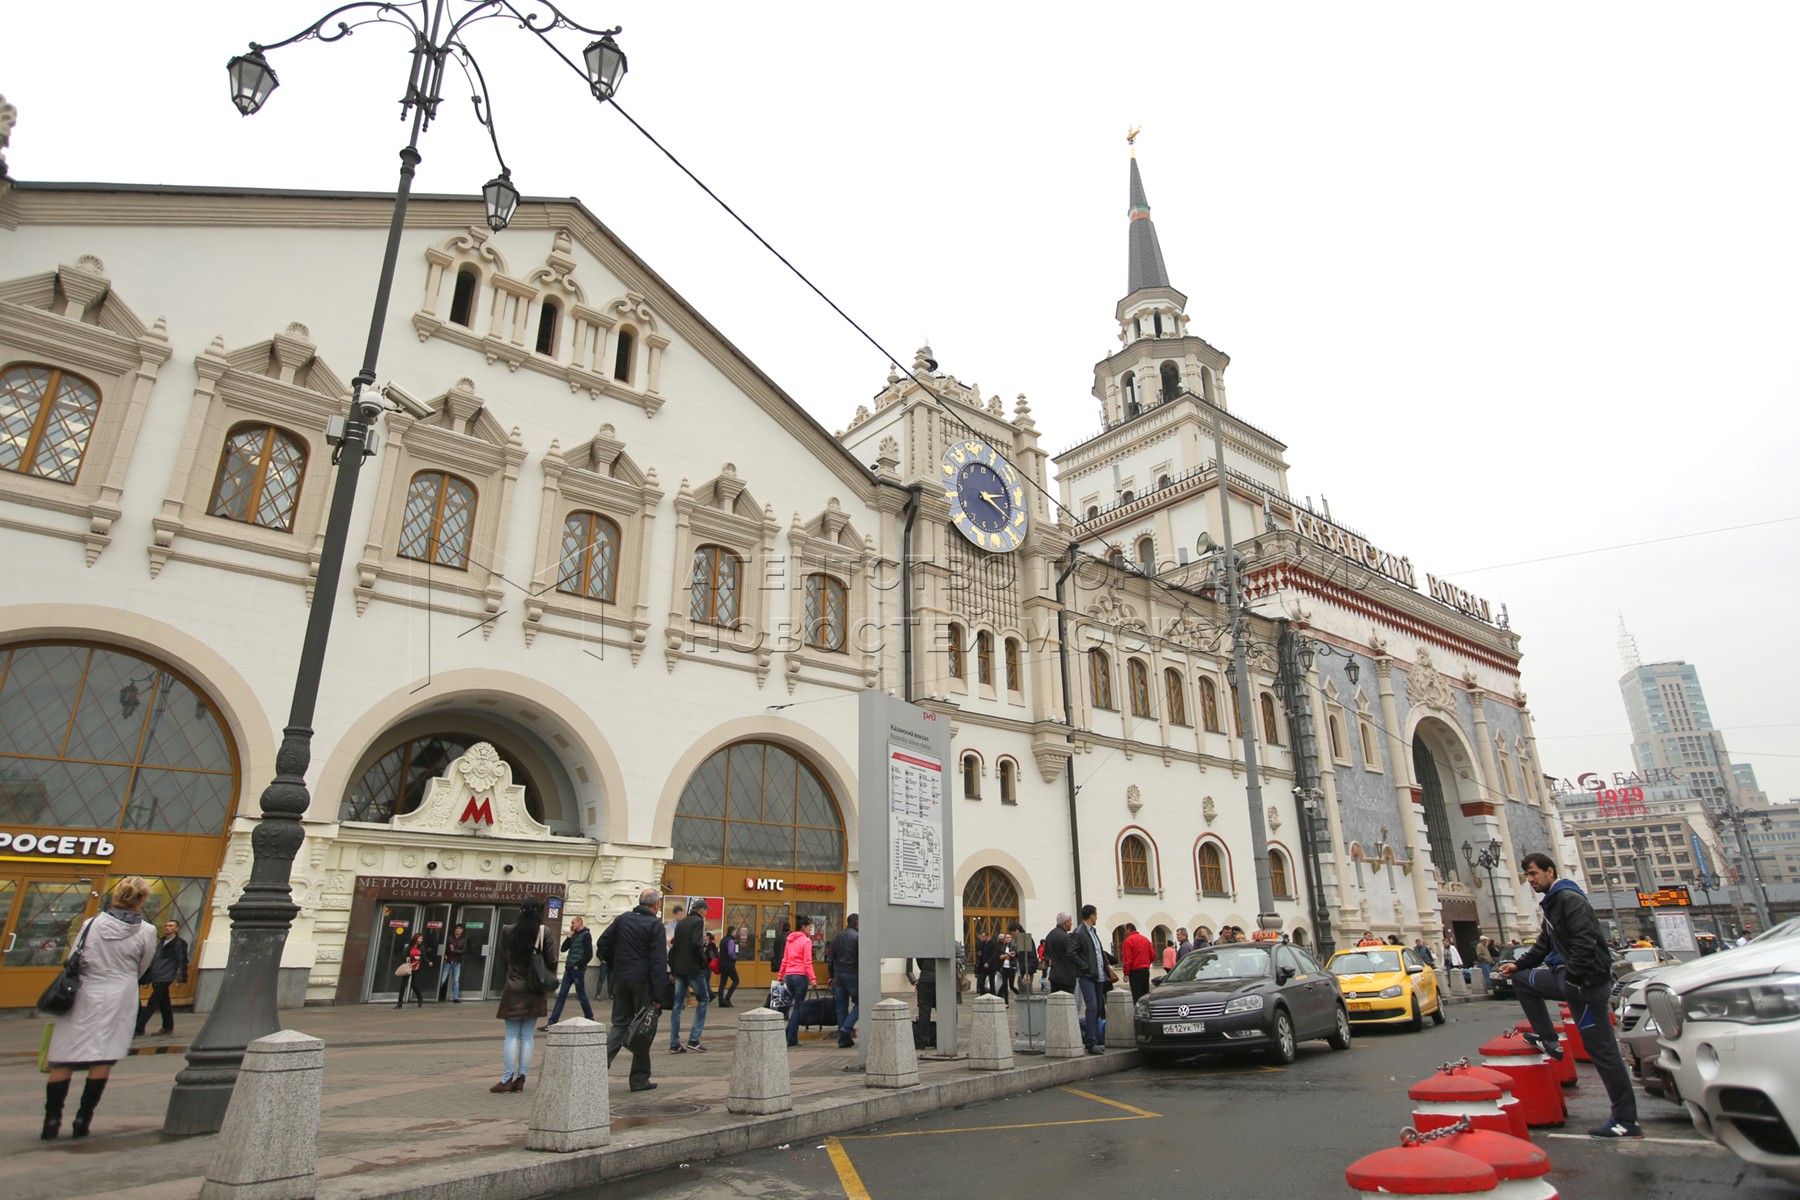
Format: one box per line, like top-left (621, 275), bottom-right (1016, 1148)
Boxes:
top-left (1462, 838), bottom-right (1505, 941)
top-left (164, 1), bottom-right (625, 1136)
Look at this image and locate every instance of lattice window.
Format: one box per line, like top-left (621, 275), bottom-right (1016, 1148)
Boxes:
top-left (962, 753), bottom-right (981, 799)
top-left (1165, 668), bottom-right (1189, 726)
top-left (1121, 834), bottom-right (1152, 892)
top-left (945, 536), bottom-right (1021, 628)
top-left (976, 631), bottom-right (994, 685)
top-left (1199, 843), bottom-right (1228, 894)
top-left (804, 573), bottom-right (847, 652)
top-left (1270, 849), bottom-right (1292, 898)
top-left (671, 741), bottom-right (845, 872)
top-left (999, 759), bottom-right (1017, 805)
top-left (556, 510), bottom-right (620, 602)
top-left (208, 424), bottom-right (306, 531)
top-left (689, 544), bottom-right (741, 627)
top-left (946, 623), bottom-right (965, 680)
top-left (396, 471), bottom-right (477, 568)
top-left (1090, 650), bottom-right (1115, 711)
top-left (1004, 638), bottom-right (1021, 692)
top-left (1260, 692), bottom-right (1282, 746)
top-left (1129, 659), bottom-right (1152, 717)
top-left (1200, 677), bottom-right (1221, 732)
top-left (0, 363), bottom-right (101, 484)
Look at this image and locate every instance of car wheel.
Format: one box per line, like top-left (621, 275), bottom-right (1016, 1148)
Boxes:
top-left (1407, 997), bottom-right (1423, 1032)
top-left (1265, 1008), bottom-right (1297, 1065)
top-left (1327, 1005), bottom-right (1352, 1051)
top-left (1429, 995), bottom-right (1447, 1025)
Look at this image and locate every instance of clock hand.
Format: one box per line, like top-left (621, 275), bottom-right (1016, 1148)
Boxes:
top-left (979, 491), bottom-right (1007, 513)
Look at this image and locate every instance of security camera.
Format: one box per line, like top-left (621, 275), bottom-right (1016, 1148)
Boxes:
top-left (426, 860), bottom-right (438, 871)
top-left (503, 864), bottom-right (514, 874)
top-left (380, 381), bottom-right (436, 418)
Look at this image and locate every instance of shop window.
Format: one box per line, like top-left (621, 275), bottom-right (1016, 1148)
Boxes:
top-left (397, 470), bottom-right (477, 569)
top-left (1004, 637), bottom-right (1021, 692)
top-left (207, 424), bottom-right (307, 531)
top-left (1090, 650), bottom-right (1115, 711)
top-left (0, 363), bottom-right (101, 484)
top-left (1165, 668), bottom-right (1189, 726)
top-left (1200, 676), bottom-right (1221, 732)
top-left (1121, 834), bottom-right (1153, 892)
top-left (556, 510), bottom-right (620, 602)
top-left (342, 732), bottom-right (543, 824)
top-left (976, 631), bottom-right (994, 686)
top-left (670, 741), bottom-right (844, 872)
top-left (804, 573), bottom-right (848, 652)
top-left (689, 544), bottom-right (742, 627)
top-left (0, 643), bottom-right (235, 835)
top-left (1128, 658), bottom-right (1151, 718)
top-left (1199, 841), bottom-right (1229, 895)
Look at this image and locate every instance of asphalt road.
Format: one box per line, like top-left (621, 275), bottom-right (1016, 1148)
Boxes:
top-left (560, 998), bottom-right (1791, 1200)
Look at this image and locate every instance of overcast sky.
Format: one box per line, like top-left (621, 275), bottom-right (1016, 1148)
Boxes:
top-left (5, 2), bottom-right (1795, 802)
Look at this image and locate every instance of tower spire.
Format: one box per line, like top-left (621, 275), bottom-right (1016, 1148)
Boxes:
top-left (1126, 135), bottom-right (1172, 295)
top-left (1618, 614), bottom-right (1642, 671)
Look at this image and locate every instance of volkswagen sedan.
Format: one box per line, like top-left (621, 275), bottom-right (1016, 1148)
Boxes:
top-left (1133, 940), bottom-right (1351, 1065)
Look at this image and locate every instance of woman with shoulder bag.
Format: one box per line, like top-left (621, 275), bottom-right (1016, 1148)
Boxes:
top-left (394, 933), bottom-right (425, 1008)
top-left (41, 876), bottom-right (158, 1139)
top-left (491, 898), bottom-right (555, 1093)
top-left (780, 915), bottom-right (819, 1047)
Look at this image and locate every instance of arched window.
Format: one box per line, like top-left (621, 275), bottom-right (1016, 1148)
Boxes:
top-left (1136, 537), bottom-right (1155, 574)
top-left (1328, 712), bottom-right (1347, 761)
top-left (449, 267), bottom-right (480, 327)
top-left (1165, 668), bottom-right (1188, 726)
top-left (1157, 474), bottom-right (1172, 490)
top-left (1122, 372), bottom-right (1138, 415)
top-left (962, 753), bottom-right (981, 799)
top-left (1199, 842), bottom-right (1228, 895)
top-left (999, 758), bottom-right (1017, 805)
top-left (1107, 547), bottom-right (1125, 568)
top-left (1361, 717), bottom-right (1381, 769)
top-left (208, 423), bottom-right (307, 531)
top-left (1200, 676), bottom-right (1221, 732)
top-left (397, 470), bottom-right (477, 568)
top-left (0, 363), bottom-right (101, 484)
top-left (1120, 834), bottom-right (1152, 892)
top-left (671, 741), bottom-right (845, 871)
top-left (1231, 689), bottom-right (1244, 736)
top-left (1090, 650), bottom-right (1114, 710)
top-left (1269, 849), bottom-right (1292, 899)
top-left (1496, 748), bottom-right (1516, 798)
top-left (804, 573), bottom-right (848, 652)
top-left (1004, 637), bottom-right (1021, 692)
top-left (612, 328), bottom-right (635, 382)
top-left (1160, 361), bottom-right (1180, 400)
top-left (535, 299), bottom-right (559, 356)
top-left (689, 544), bottom-right (741, 627)
top-left (0, 642), bottom-right (235, 835)
top-left (1086, 505), bottom-right (1099, 520)
top-left (1120, 490), bottom-right (1135, 504)
top-left (1260, 692), bottom-right (1282, 746)
top-left (556, 510), bottom-right (620, 601)
top-left (946, 623), bottom-right (965, 679)
top-left (976, 630), bottom-right (994, 685)
top-left (344, 732), bottom-right (543, 824)
top-left (1128, 658), bottom-right (1151, 717)
top-left (1153, 312), bottom-right (1164, 337)
top-left (963, 867), bottom-right (1021, 958)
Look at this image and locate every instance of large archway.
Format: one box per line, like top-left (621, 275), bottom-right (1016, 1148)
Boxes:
top-left (963, 866), bottom-right (1021, 990)
top-left (1410, 715), bottom-right (1482, 886)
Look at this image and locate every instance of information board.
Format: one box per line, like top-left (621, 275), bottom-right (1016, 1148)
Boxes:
top-left (887, 745), bottom-right (945, 907)
top-left (1653, 911), bottom-right (1698, 954)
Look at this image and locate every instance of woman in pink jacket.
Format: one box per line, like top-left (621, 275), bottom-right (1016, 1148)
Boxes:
top-left (780, 914), bottom-right (818, 1047)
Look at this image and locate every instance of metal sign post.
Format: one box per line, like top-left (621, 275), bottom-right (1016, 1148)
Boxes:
top-left (858, 691), bottom-right (956, 1061)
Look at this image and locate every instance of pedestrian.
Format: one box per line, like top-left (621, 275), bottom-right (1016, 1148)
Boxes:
top-left (443, 924), bottom-right (467, 1003)
top-left (768, 917), bottom-right (790, 974)
top-left (829, 912), bottom-right (860, 1047)
top-left (667, 899), bottom-right (711, 1053)
top-left (545, 915), bottom-right (595, 1027)
top-left (1044, 912), bottom-right (1077, 994)
top-left (780, 914), bottom-right (818, 1047)
top-left (134, 918), bottom-right (189, 1037)
top-left (974, 929), bottom-right (1000, 997)
top-left (1009, 921), bottom-right (1036, 994)
top-left (42, 876), bottom-right (157, 1140)
top-left (914, 954), bottom-right (938, 1043)
top-left (1411, 938), bottom-right (1435, 968)
top-left (704, 930), bottom-right (720, 991)
top-left (491, 898), bottom-right (554, 1093)
top-left (1443, 938), bottom-right (1469, 986)
top-left (997, 932), bottom-right (1019, 1001)
top-left (1498, 852), bottom-right (1641, 1139)
top-left (1357, 930), bottom-right (1382, 947)
top-left (1121, 922), bottom-right (1154, 1002)
top-left (717, 925), bottom-right (742, 1007)
top-left (394, 933), bottom-right (426, 1008)
top-left (1191, 926), bottom-right (1212, 950)
top-left (1474, 936), bottom-right (1497, 992)
top-left (598, 887), bottom-right (668, 1092)
top-left (1070, 905), bottom-right (1109, 1054)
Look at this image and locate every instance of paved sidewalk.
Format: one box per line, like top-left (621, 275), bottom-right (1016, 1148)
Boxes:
top-left (0, 990), bottom-right (1129, 1200)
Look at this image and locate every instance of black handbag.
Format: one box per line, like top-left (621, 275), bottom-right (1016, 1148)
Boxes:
top-left (625, 1003), bottom-right (660, 1056)
top-left (526, 928), bottom-right (556, 995)
top-left (36, 919), bottom-right (94, 1016)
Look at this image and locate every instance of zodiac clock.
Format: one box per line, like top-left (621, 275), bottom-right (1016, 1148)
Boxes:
top-left (941, 437), bottom-right (1027, 553)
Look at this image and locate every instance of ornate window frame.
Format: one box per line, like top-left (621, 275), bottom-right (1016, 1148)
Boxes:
top-left (0, 256), bottom-right (171, 564)
top-left (352, 377), bottom-right (526, 634)
top-left (1164, 667), bottom-right (1189, 727)
top-left (1356, 690), bottom-right (1382, 772)
top-left (780, 499), bottom-right (878, 694)
top-left (522, 423), bottom-right (660, 657)
top-left (1128, 657), bottom-right (1152, 718)
top-left (1117, 826), bottom-right (1160, 895)
top-left (1090, 648), bottom-right (1115, 711)
top-left (1199, 675), bottom-right (1221, 732)
top-left (1196, 836), bottom-right (1233, 896)
top-left (663, 462), bottom-right (780, 682)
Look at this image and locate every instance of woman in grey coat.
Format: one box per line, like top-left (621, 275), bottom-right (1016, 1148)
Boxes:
top-left (43, 876), bottom-right (157, 1139)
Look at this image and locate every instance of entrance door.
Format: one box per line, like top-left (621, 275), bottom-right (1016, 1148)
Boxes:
top-left (416, 903), bottom-right (450, 1001)
top-left (455, 905), bottom-right (497, 1002)
top-left (367, 904), bottom-right (420, 1002)
top-left (485, 905), bottom-right (522, 996)
top-left (0, 878), bottom-right (97, 1009)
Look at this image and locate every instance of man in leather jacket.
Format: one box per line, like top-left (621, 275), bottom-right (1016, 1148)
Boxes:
top-left (1499, 852), bottom-right (1640, 1139)
top-left (597, 889), bottom-right (667, 1092)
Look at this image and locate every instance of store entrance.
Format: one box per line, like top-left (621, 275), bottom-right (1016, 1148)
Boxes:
top-left (0, 874), bottom-right (97, 1010)
top-left (365, 901), bottom-right (519, 1003)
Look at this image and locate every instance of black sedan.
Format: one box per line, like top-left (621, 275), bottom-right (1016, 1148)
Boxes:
top-left (1133, 941), bottom-right (1351, 1065)
top-left (1488, 946), bottom-right (1530, 999)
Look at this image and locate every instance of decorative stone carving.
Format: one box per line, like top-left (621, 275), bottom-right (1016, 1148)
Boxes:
top-left (1408, 647), bottom-right (1459, 714)
top-left (1202, 795), bottom-right (1217, 825)
top-left (393, 742), bottom-right (552, 840)
top-left (1266, 805), bottom-right (1281, 832)
top-left (1126, 784), bottom-right (1142, 815)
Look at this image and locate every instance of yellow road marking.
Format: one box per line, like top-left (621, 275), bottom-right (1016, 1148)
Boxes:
top-left (844, 1114), bottom-right (1148, 1139)
top-left (825, 1137), bottom-right (872, 1200)
top-left (1060, 1086), bottom-right (1161, 1118)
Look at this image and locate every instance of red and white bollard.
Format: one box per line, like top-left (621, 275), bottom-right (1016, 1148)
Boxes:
top-left (1437, 1128), bottom-right (1558, 1199)
top-left (1439, 1058), bottom-right (1530, 1140)
top-left (1479, 1032), bottom-right (1565, 1127)
top-left (1512, 1019), bottom-right (1578, 1087)
top-left (1345, 1138), bottom-right (1498, 1197)
top-left (1409, 1072), bottom-right (1514, 1136)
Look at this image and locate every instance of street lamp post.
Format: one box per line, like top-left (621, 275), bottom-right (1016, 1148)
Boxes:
top-left (1462, 838), bottom-right (1505, 941)
top-left (163, 1), bottom-right (626, 1136)
top-left (1711, 787), bottom-right (1773, 934)
top-left (1279, 631), bottom-right (1359, 958)
top-left (1690, 873), bottom-right (1727, 944)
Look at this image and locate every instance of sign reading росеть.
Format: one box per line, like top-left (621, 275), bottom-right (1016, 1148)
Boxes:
top-left (0, 830), bottom-right (116, 861)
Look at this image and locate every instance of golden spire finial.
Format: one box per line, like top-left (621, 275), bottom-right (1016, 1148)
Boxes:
top-left (1127, 125), bottom-right (1142, 156)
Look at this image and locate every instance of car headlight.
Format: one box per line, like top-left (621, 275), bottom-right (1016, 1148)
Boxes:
top-left (1224, 994), bottom-right (1265, 1015)
top-left (1378, 985), bottom-right (1404, 999)
top-left (1682, 975), bottom-right (1800, 1025)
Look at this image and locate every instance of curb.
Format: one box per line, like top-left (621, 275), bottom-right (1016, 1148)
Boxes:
top-left (318, 1050), bottom-right (1142, 1200)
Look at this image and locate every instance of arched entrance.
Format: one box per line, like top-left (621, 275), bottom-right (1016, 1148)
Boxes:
top-left (963, 866), bottom-right (1020, 988)
top-left (1412, 715), bottom-right (1488, 951)
top-left (664, 740), bottom-right (847, 990)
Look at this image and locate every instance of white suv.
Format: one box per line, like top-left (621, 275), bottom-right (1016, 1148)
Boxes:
top-left (1651, 919), bottom-right (1800, 1183)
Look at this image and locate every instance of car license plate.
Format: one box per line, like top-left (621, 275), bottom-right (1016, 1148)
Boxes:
top-left (1161, 1021), bottom-right (1204, 1035)
top-left (1347, 1001), bottom-right (1371, 1011)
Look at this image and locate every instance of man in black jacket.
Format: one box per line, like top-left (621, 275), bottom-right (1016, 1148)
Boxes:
top-left (545, 915), bottom-right (594, 1027)
top-left (828, 914), bottom-right (860, 1048)
top-left (666, 899), bottom-right (710, 1053)
top-left (598, 889), bottom-right (668, 1091)
top-left (1044, 912), bottom-right (1077, 994)
top-left (135, 920), bottom-right (189, 1036)
top-left (1499, 852), bottom-right (1640, 1139)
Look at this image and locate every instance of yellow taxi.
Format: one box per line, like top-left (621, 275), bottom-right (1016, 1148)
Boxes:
top-left (1327, 945), bottom-right (1445, 1031)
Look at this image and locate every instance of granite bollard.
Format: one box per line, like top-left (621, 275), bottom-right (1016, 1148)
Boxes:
top-left (1447, 967), bottom-right (1470, 997)
top-left (864, 998), bottom-right (920, 1089)
top-left (200, 1029), bottom-right (323, 1200)
top-left (728, 1007), bottom-right (793, 1114)
top-left (1044, 992), bottom-right (1082, 1058)
top-left (528, 1017), bottom-right (611, 1152)
top-left (968, 994), bottom-right (1014, 1071)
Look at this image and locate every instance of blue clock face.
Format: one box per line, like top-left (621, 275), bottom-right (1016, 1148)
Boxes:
top-left (942, 439), bottom-right (1026, 552)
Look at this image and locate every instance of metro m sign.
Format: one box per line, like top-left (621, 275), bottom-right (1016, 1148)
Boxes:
top-left (460, 796), bottom-right (495, 827)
